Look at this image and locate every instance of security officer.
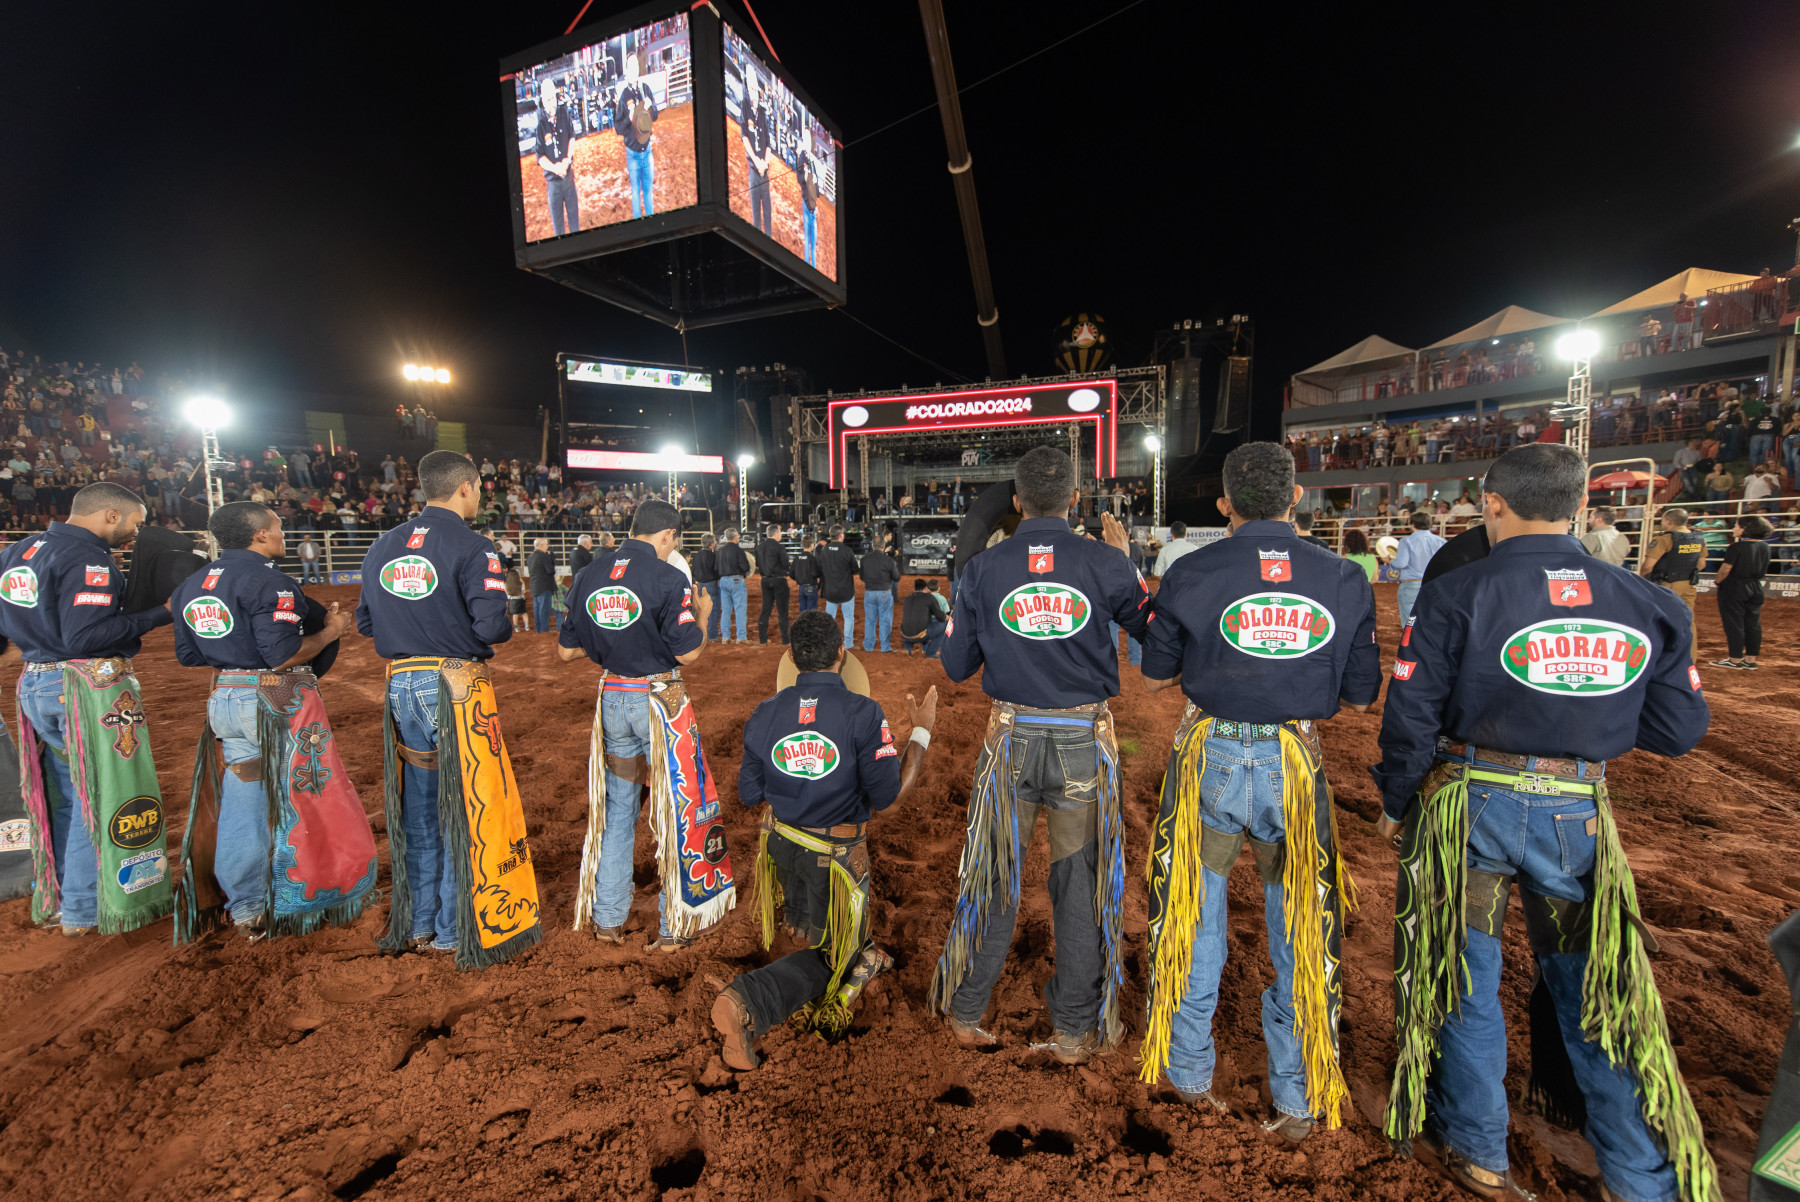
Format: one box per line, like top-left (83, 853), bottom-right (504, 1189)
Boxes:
top-left (931, 446), bottom-right (1147, 1064)
top-left (171, 502), bottom-right (353, 933)
top-left (1138, 441), bottom-right (1379, 1141)
top-left (557, 498), bottom-right (713, 949)
top-left (1374, 443), bottom-right (1713, 1202)
top-left (1638, 506), bottom-right (1706, 661)
top-left (0, 482), bottom-right (171, 935)
top-left (755, 522), bottom-right (792, 645)
top-left (355, 451), bottom-right (512, 952)
top-left (711, 610), bottom-right (935, 1069)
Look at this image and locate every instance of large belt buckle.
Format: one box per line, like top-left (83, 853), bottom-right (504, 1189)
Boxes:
top-left (1516, 772), bottom-right (1563, 796)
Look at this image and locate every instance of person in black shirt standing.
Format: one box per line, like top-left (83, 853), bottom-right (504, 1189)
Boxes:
top-left (1712, 514), bottom-right (1772, 669)
top-left (858, 535), bottom-right (900, 653)
top-left (815, 525), bottom-right (859, 648)
top-left (526, 537), bottom-right (556, 634)
top-left (711, 611), bottom-right (936, 1068)
top-left (613, 51), bottom-right (658, 219)
top-left (691, 534), bottom-right (721, 641)
top-left (535, 76), bottom-right (579, 236)
top-left (569, 533), bottom-right (595, 577)
top-left (791, 532), bottom-right (821, 613)
top-left (755, 523), bottom-right (792, 645)
top-left (715, 529), bottom-right (752, 644)
top-left (1293, 511), bottom-right (1333, 550)
top-left (741, 72), bottom-right (773, 236)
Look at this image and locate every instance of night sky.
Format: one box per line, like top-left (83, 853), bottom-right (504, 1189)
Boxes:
top-left (4, 1), bottom-right (1799, 437)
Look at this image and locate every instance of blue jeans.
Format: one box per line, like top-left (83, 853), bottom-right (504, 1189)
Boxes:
top-left (300, 559), bottom-right (323, 584)
top-left (388, 672), bottom-right (458, 948)
top-left (1751, 433), bottom-right (1774, 465)
top-left (1397, 579), bottom-right (1423, 626)
top-left (1108, 620), bottom-right (1143, 666)
top-left (627, 147), bottom-right (654, 217)
top-left (593, 689), bottom-right (670, 936)
top-left (802, 204), bottom-right (817, 266)
top-left (208, 686), bottom-right (270, 924)
top-left (797, 584), bottom-right (818, 612)
top-left (1162, 734), bottom-right (1311, 1118)
top-left (19, 671), bottom-right (98, 927)
top-left (719, 576), bottom-right (748, 640)
top-left (702, 580), bottom-right (722, 638)
top-left (533, 593), bottom-right (552, 634)
top-left (902, 616), bottom-right (947, 657)
top-left (825, 598), bottom-right (855, 648)
top-left (862, 590), bottom-right (893, 652)
top-left (1428, 770), bottom-right (1676, 1202)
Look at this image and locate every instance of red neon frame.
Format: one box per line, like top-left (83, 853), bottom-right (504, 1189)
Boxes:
top-left (827, 379), bottom-right (1118, 488)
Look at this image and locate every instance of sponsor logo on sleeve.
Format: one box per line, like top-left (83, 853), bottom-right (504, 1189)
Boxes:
top-left (876, 744), bottom-right (899, 759)
top-left (1545, 568), bottom-right (1593, 608)
top-left (1258, 549), bottom-right (1291, 582)
top-left (0, 566), bottom-right (39, 607)
top-left (272, 610), bottom-right (301, 624)
top-left (1688, 665), bottom-right (1702, 691)
top-left (999, 583), bottom-right (1090, 639)
top-left (72, 592), bottom-right (112, 606)
top-left (85, 565), bottom-right (111, 587)
top-left (379, 555), bottom-right (438, 599)
top-left (484, 578), bottom-right (507, 591)
top-left (610, 560), bottom-right (630, 580)
top-left (772, 731), bottom-right (841, 779)
top-left (586, 585), bottom-right (642, 629)
top-left (677, 609), bottom-right (694, 624)
top-left (201, 566), bottom-right (224, 591)
top-left (1500, 619), bottom-right (1651, 695)
top-left (274, 590), bottom-right (296, 612)
top-left (406, 527), bottom-right (429, 550)
top-left (798, 697), bottom-right (817, 724)
top-left (1027, 545), bottom-right (1055, 574)
top-left (1400, 624), bottom-right (1412, 647)
top-left (880, 719), bottom-right (893, 744)
top-left (181, 597), bottom-right (234, 637)
top-left (21, 540), bottom-right (42, 561)
top-left (1219, 592), bottom-right (1335, 659)
top-left (486, 552), bottom-right (502, 573)
top-left (1392, 659), bottom-right (1416, 681)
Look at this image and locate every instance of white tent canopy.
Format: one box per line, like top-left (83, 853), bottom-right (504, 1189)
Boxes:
top-left (1588, 267), bottom-right (1758, 317)
top-left (1424, 305), bottom-right (1577, 349)
top-left (1295, 334), bottom-right (1415, 379)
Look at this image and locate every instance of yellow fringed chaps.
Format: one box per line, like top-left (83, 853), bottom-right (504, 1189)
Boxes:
top-left (753, 815), bottom-right (868, 1034)
top-left (1138, 714), bottom-right (1213, 1083)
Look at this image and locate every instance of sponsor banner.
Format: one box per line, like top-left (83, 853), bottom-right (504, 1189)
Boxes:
top-left (329, 571), bottom-right (363, 585)
top-left (828, 380), bottom-right (1119, 486)
top-left (566, 448), bottom-right (726, 473)
top-left (1500, 619), bottom-right (1651, 695)
top-left (565, 359), bottom-right (713, 392)
top-left (904, 556), bottom-right (949, 575)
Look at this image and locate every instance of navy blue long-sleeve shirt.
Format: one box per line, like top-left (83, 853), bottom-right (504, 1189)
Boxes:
top-left (354, 506), bottom-right (511, 659)
top-left (170, 548), bottom-right (307, 670)
top-left (941, 516), bottom-right (1149, 708)
top-left (0, 522), bottom-right (172, 662)
top-left (739, 672), bottom-right (902, 828)
top-left (558, 538), bottom-right (700, 677)
top-left (1373, 532), bottom-right (1710, 821)
top-left (1141, 520), bottom-right (1380, 722)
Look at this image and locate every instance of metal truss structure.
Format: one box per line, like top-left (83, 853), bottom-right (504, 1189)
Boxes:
top-left (791, 366), bottom-right (1166, 523)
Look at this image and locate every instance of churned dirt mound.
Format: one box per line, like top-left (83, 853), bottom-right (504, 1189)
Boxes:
top-left (0, 579), bottom-right (1791, 1201)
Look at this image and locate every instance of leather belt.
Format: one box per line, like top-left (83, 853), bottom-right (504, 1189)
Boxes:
top-left (800, 821), bottom-right (866, 840)
top-left (23, 661), bottom-right (64, 673)
top-left (25, 658), bottom-right (132, 673)
top-left (1212, 720), bottom-right (1284, 740)
top-left (214, 668), bottom-right (313, 688)
top-left (1437, 738), bottom-right (1604, 781)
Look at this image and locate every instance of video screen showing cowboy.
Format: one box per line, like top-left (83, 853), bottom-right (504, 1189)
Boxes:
top-left (722, 24), bottom-right (839, 281)
top-left (514, 14), bottom-right (697, 241)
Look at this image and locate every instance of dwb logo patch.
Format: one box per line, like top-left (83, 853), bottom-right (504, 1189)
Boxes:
top-left (0, 566), bottom-right (39, 608)
top-left (1220, 593), bottom-right (1335, 658)
top-left (999, 583), bottom-right (1090, 639)
top-left (1501, 620), bottom-right (1651, 695)
top-left (182, 596), bottom-right (234, 638)
top-left (772, 731), bottom-right (840, 779)
top-left (586, 586), bottom-right (642, 629)
top-left (379, 555), bottom-right (438, 599)
top-left (110, 796), bottom-right (163, 849)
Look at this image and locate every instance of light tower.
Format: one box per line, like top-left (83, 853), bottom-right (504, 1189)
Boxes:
top-left (661, 443), bottom-right (684, 505)
top-left (1553, 329), bottom-right (1601, 462)
top-left (182, 396), bottom-right (233, 517)
top-left (1144, 432), bottom-right (1164, 528)
top-left (736, 453), bottom-right (754, 524)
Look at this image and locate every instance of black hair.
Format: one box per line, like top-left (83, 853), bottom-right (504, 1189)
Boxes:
top-left (925, 578), bottom-right (939, 590)
top-left (790, 610), bottom-right (842, 672)
top-left (631, 499), bottom-right (680, 537)
top-left (1738, 515), bottom-right (1773, 538)
top-left (70, 481), bottom-right (145, 516)
top-left (1481, 443), bottom-right (1587, 522)
top-left (1342, 528), bottom-right (1370, 556)
top-left (1221, 442), bottom-right (1296, 521)
top-left (1410, 511), bottom-right (1433, 530)
top-left (829, 525), bottom-right (844, 540)
top-left (1014, 446), bottom-right (1076, 517)
top-left (419, 451), bottom-right (478, 502)
top-left (1170, 521), bottom-right (1187, 538)
top-left (1294, 512), bottom-right (1315, 530)
top-left (913, 577), bottom-right (928, 590)
top-left (210, 501), bottom-right (277, 550)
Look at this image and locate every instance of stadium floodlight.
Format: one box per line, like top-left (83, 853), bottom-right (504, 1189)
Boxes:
top-left (183, 395), bottom-right (232, 429)
top-left (736, 452), bottom-right (755, 468)
top-left (1144, 434), bottom-right (1162, 453)
top-left (1555, 329), bottom-right (1601, 361)
top-left (661, 443), bottom-right (684, 459)
top-left (434, 368), bottom-right (451, 384)
top-left (402, 364), bottom-right (421, 381)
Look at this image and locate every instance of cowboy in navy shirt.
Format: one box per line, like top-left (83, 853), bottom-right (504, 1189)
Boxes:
top-left (1136, 443), bottom-right (1375, 1139)
top-left (556, 500), bottom-right (713, 949)
top-left (170, 502), bottom-right (354, 931)
top-left (1373, 444), bottom-right (1709, 1202)
top-left (0, 482), bottom-right (170, 935)
top-left (711, 610), bottom-right (936, 1070)
top-left (354, 453), bottom-right (508, 951)
top-left (932, 447), bottom-right (1144, 1066)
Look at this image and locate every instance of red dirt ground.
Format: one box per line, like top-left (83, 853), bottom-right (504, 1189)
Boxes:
top-left (518, 106), bottom-right (699, 242)
top-left (0, 579), bottom-right (1791, 1201)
